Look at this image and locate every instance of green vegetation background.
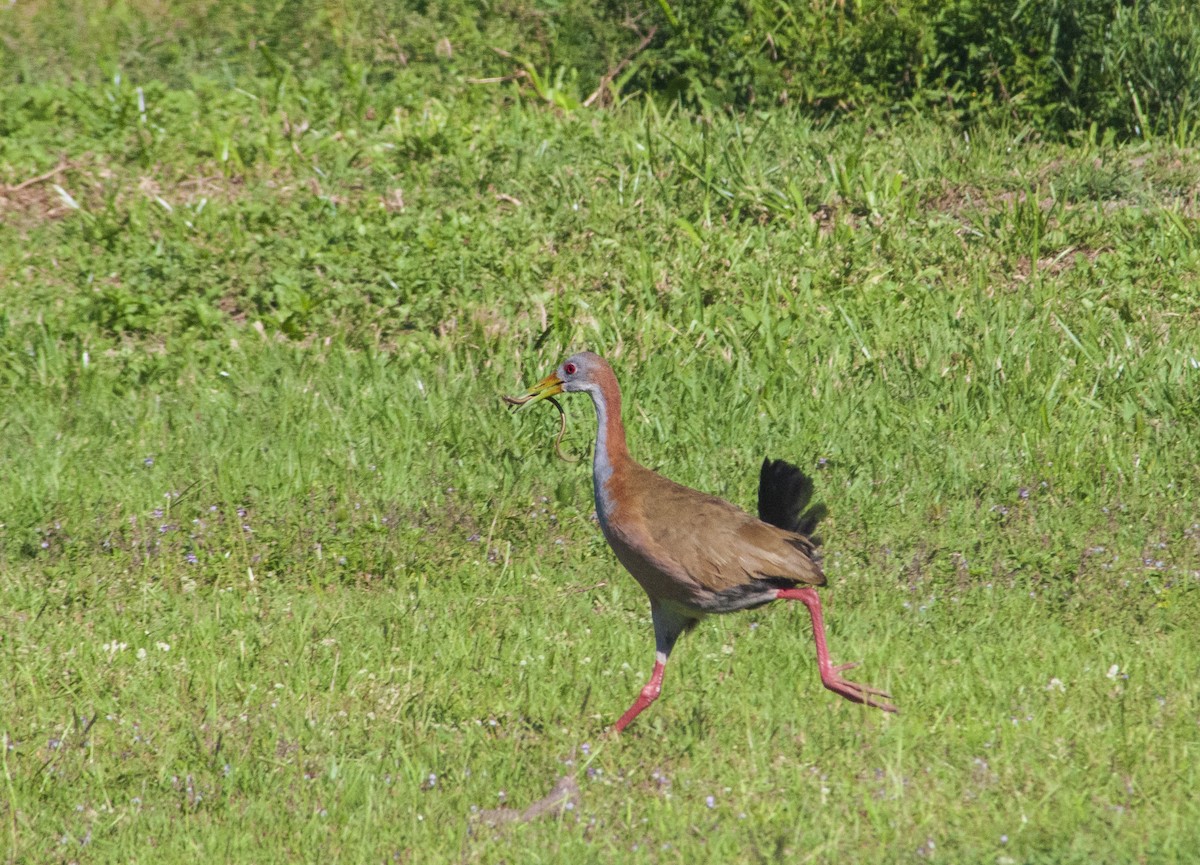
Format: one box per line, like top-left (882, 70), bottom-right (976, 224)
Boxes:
top-left (2, 1), bottom-right (1199, 862)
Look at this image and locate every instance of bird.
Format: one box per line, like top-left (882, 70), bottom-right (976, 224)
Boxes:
top-left (508, 351), bottom-right (897, 732)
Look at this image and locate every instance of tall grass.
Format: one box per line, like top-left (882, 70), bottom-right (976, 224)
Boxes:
top-left (4, 0), bottom-right (1199, 138)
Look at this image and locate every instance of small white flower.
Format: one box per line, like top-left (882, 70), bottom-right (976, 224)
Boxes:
top-left (1107, 664), bottom-right (1121, 680)
top-left (1046, 677), bottom-right (1065, 692)
top-left (137, 648), bottom-right (147, 660)
top-left (156, 642), bottom-right (171, 652)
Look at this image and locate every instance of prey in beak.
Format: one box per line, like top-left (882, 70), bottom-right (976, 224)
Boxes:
top-left (503, 372), bottom-right (576, 462)
top-left (502, 372), bottom-right (564, 408)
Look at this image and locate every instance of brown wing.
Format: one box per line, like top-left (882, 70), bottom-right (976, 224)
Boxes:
top-left (631, 467), bottom-right (826, 593)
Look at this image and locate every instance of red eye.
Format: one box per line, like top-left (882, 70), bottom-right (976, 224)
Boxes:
top-left (563, 362), bottom-right (577, 375)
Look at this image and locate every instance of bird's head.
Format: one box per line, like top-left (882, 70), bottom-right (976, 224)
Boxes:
top-left (503, 352), bottom-right (610, 462)
top-left (508, 351), bottom-right (606, 406)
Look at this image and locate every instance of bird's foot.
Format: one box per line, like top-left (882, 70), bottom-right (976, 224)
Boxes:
top-left (820, 663), bottom-right (898, 714)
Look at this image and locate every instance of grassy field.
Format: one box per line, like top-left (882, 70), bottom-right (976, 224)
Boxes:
top-left (3, 14), bottom-right (1200, 863)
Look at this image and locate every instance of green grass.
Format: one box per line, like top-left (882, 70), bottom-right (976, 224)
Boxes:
top-left (3, 18), bottom-right (1200, 864)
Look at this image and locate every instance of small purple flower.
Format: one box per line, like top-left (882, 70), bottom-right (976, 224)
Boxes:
top-left (705, 795), bottom-right (715, 808)
top-left (580, 742), bottom-right (591, 756)
top-left (1018, 487), bottom-right (1030, 500)
top-left (144, 457), bottom-right (155, 467)
top-left (186, 552), bottom-right (198, 564)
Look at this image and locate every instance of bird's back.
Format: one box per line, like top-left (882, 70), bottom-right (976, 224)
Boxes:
top-left (596, 458), bottom-right (826, 615)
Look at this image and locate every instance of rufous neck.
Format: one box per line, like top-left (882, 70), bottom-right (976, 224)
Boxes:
top-left (588, 366), bottom-right (629, 475)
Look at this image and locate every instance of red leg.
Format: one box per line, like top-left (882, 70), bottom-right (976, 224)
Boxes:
top-left (613, 603), bottom-right (692, 733)
top-left (777, 587), bottom-right (898, 713)
top-left (614, 658), bottom-right (665, 733)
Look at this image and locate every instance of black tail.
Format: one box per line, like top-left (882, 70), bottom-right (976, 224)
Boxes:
top-left (757, 458), bottom-right (827, 542)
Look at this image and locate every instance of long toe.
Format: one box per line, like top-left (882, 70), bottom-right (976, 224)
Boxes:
top-left (828, 676), bottom-right (898, 713)
top-left (856, 687), bottom-right (899, 713)
top-left (856, 683), bottom-right (892, 698)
